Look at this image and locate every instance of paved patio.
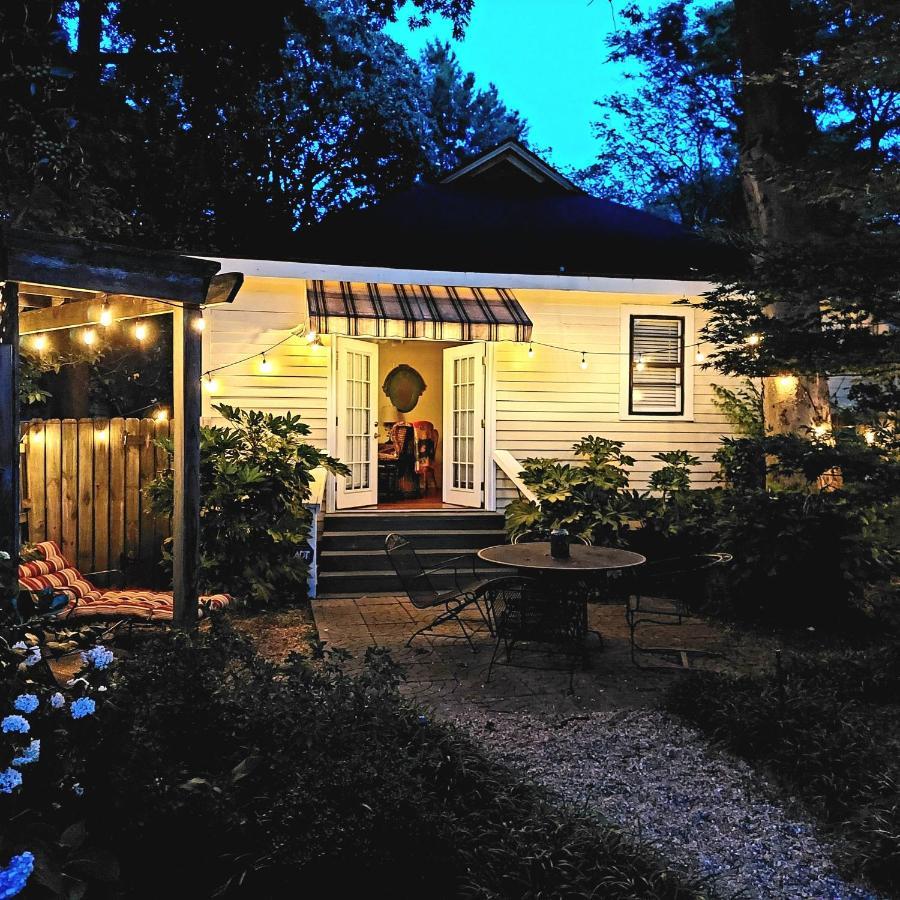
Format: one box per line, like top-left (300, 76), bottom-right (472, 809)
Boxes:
top-left (311, 594), bottom-right (743, 717)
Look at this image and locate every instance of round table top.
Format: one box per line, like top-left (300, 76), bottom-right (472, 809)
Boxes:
top-left (477, 542), bottom-right (646, 573)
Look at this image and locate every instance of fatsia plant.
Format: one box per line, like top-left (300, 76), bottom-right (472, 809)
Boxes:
top-left (504, 437), bottom-right (640, 546)
top-left (147, 405), bottom-right (348, 605)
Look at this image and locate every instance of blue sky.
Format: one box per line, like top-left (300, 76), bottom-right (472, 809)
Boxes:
top-left (384, 0), bottom-right (635, 174)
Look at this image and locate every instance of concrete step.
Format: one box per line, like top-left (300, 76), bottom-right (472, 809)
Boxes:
top-left (323, 511), bottom-right (505, 533)
top-left (318, 528), bottom-right (506, 552)
top-left (316, 566), bottom-right (504, 598)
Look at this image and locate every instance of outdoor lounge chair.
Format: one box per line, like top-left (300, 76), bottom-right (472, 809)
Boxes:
top-left (17, 541), bottom-right (232, 622)
top-left (385, 533), bottom-right (509, 652)
top-left (625, 552), bottom-right (731, 669)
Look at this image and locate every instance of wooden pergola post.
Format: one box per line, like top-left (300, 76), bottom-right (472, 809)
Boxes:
top-left (171, 305), bottom-right (203, 628)
top-left (0, 280), bottom-right (20, 604)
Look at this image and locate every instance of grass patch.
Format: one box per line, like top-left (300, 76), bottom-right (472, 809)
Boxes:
top-left (665, 645), bottom-right (900, 894)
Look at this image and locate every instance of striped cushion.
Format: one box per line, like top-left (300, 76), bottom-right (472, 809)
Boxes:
top-left (18, 541), bottom-right (72, 578)
top-left (65, 591), bottom-right (234, 622)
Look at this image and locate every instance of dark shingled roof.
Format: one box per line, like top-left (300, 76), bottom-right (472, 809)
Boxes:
top-left (291, 144), bottom-right (739, 280)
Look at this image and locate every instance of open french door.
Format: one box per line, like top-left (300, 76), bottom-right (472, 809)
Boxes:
top-left (442, 343), bottom-right (485, 508)
top-left (335, 337), bottom-right (379, 509)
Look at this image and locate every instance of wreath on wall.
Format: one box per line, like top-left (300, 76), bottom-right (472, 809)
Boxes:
top-left (382, 364), bottom-right (427, 413)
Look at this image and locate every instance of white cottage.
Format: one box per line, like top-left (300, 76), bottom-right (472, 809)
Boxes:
top-left (201, 143), bottom-right (741, 595)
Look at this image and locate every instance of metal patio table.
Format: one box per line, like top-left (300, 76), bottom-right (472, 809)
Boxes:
top-left (477, 543), bottom-right (646, 669)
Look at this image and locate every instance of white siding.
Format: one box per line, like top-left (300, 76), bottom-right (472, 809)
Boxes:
top-left (493, 289), bottom-right (742, 511)
top-left (202, 277), bottom-right (329, 449)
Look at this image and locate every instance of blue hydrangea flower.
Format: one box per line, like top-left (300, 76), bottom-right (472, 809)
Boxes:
top-left (1, 716), bottom-right (29, 735)
top-left (50, 692), bottom-right (65, 709)
top-left (0, 769), bottom-right (22, 795)
top-left (72, 783), bottom-right (84, 797)
top-left (10, 642), bottom-right (26, 651)
top-left (80, 646), bottom-right (114, 670)
top-left (70, 698), bottom-right (96, 720)
top-left (11, 740), bottom-right (40, 767)
top-left (0, 850), bottom-right (34, 898)
top-left (12, 695), bottom-right (38, 715)
top-left (23, 648), bottom-right (41, 668)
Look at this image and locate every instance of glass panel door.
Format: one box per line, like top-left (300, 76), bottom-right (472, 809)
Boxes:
top-left (443, 344), bottom-right (485, 508)
top-left (336, 338), bottom-right (378, 508)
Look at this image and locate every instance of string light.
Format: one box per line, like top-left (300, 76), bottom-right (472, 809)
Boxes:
top-left (99, 301), bottom-right (112, 327)
top-left (203, 373), bottom-right (219, 394)
top-left (95, 427), bottom-right (108, 442)
top-left (153, 408), bottom-right (168, 423)
top-left (259, 354), bottom-right (272, 374)
top-left (864, 429), bottom-right (876, 446)
top-left (812, 423), bottom-right (829, 438)
top-left (580, 351), bottom-right (588, 370)
top-left (777, 374), bottom-right (798, 392)
top-left (29, 427), bottom-right (44, 445)
top-left (81, 328), bottom-right (97, 347)
top-left (635, 353), bottom-right (646, 373)
top-left (695, 350), bottom-right (705, 363)
top-left (134, 320), bottom-right (148, 343)
top-left (747, 333), bottom-right (760, 347)
top-left (310, 337), bottom-right (322, 353)
top-left (32, 334), bottom-right (48, 352)
top-left (527, 343), bottom-right (534, 358)
top-left (193, 311), bottom-right (206, 332)
top-left (305, 328), bottom-right (318, 344)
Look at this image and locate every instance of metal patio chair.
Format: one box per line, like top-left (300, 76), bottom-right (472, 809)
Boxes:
top-left (385, 533), bottom-right (509, 652)
top-left (625, 552), bottom-right (732, 669)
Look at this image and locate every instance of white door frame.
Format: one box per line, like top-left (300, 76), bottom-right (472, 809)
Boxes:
top-left (326, 337), bottom-right (497, 512)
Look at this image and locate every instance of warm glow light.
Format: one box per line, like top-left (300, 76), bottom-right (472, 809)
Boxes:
top-left (310, 338), bottom-right (322, 353)
top-left (527, 343), bottom-right (535, 359)
top-left (259, 355), bottom-right (272, 374)
top-left (635, 354), bottom-right (646, 373)
top-left (32, 334), bottom-right (48, 352)
top-left (812, 423), bottom-right (829, 437)
top-left (203, 375), bottom-right (219, 393)
top-left (747, 333), bottom-right (760, 347)
top-left (95, 428), bottom-right (108, 442)
top-left (134, 321), bottom-right (148, 343)
top-left (695, 350), bottom-right (705, 363)
top-left (153, 408), bottom-right (168, 423)
top-left (30, 428), bottom-right (44, 445)
top-left (99, 303), bottom-right (112, 327)
top-left (777, 374), bottom-right (798, 392)
top-left (580, 351), bottom-right (588, 370)
top-left (864, 429), bottom-right (876, 446)
top-left (305, 329), bottom-right (318, 344)
top-left (193, 313), bottom-right (206, 332)
top-left (81, 328), bottom-right (97, 346)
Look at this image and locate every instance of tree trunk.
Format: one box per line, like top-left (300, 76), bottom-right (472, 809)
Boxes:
top-left (734, 0), bottom-right (832, 443)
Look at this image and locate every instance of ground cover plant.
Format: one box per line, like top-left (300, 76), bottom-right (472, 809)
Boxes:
top-left (666, 647), bottom-right (900, 895)
top-left (70, 619), bottom-right (703, 899)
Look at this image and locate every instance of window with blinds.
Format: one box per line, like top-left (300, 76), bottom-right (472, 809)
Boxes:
top-left (629, 315), bottom-right (685, 415)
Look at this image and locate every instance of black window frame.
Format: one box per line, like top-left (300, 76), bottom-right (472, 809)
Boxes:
top-left (627, 313), bottom-right (686, 416)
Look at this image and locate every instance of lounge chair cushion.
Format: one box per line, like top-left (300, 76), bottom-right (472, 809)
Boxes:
top-left (17, 541), bottom-right (233, 621)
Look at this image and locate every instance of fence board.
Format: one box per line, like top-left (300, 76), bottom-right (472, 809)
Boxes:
top-left (60, 420), bottom-right (78, 563)
top-left (92, 417), bottom-right (110, 572)
top-left (76, 420), bottom-right (94, 573)
top-left (21, 416), bottom-right (170, 580)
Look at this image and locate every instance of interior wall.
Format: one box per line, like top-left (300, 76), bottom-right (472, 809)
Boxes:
top-left (377, 340), bottom-right (456, 490)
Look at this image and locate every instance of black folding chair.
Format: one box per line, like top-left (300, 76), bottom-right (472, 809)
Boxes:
top-left (385, 534), bottom-right (511, 652)
top-left (625, 552), bottom-right (732, 669)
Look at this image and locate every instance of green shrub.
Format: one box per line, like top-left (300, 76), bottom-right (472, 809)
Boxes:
top-left (147, 405), bottom-right (347, 605)
top-left (665, 648), bottom-right (900, 893)
top-left (79, 620), bottom-right (702, 899)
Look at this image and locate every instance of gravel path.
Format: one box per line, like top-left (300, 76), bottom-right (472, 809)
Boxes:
top-left (449, 707), bottom-right (879, 900)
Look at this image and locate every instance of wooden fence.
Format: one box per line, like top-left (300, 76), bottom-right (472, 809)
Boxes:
top-left (20, 417), bottom-right (173, 582)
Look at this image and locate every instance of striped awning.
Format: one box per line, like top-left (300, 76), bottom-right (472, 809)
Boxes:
top-left (306, 280), bottom-right (532, 343)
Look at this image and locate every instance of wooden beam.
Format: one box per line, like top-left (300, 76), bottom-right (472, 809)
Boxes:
top-left (4, 227), bottom-right (221, 305)
top-left (205, 272), bottom-right (244, 306)
top-left (171, 304), bottom-right (202, 628)
top-left (20, 296), bottom-right (171, 334)
top-left (18, 283), bottom-right (101, 302)
top-left (18, 294), bottom-right (53, 310)
top-left (0, 281), bottom-right (20, 604)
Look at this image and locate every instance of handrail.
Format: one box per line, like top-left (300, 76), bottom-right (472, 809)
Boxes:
top-left (492, 449), bottom-right (537, 503)
top-left (308, 466), bottom-right (327, 508)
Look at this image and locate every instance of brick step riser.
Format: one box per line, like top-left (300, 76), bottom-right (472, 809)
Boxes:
top-left (323, 513), bottom-right (505, 533)
top-left (319, 548), bottom-right (502, 573)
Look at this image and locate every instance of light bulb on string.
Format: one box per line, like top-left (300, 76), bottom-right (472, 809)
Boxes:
top-left (527, 343), bottom-right (535, 359)
top-left (203, 372), bottom-right (219, 394)
top-left (81, 328), bottom-right (97, 347)
top-left (310, 338), bottom-right (322, 353)
top-left (134, 320), bottom-right (148, 343)
top-left (580, 351), bottom-right (588, 370)
top-left (153, 408), bottom-right (168, 423)
top-left (695, 349), bottom-right (705, 364)
top-left (99, 301), bottom-right (112, 327)
top-left (259, 354), bottom-right (272, 374)
top-left (864, 429), bottom-right (876, 446)
top-left (776, 373), bottom-right (798, 392)
top-left (635, 353), bottom-right (646, 373)
top-left (305, 328), bottom-right (317, 344)
top-left (193, 311), bottom-right (206, 332)
top-left (32, 334), bottom-right (48, 352)
top-left (747, 333), bottom-right (760, 347)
